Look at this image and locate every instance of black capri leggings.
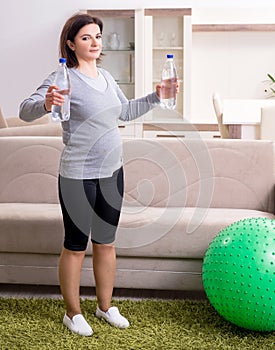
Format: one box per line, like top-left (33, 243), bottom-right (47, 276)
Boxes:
top-left (58, 167), bottom-right (124, 251)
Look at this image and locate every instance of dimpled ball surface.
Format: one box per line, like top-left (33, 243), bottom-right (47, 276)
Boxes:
top-left (202, 217), bottom-right (275, 332)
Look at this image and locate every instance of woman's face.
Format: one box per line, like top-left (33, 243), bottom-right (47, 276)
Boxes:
top-left (67, 23), bottom-right (102, 63)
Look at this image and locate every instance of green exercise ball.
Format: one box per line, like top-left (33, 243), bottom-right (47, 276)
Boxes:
top-left (202, 217), bottom-right (275, 332)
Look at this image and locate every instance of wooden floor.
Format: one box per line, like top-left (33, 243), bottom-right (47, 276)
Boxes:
top-left (0, 284), bottom-right (207, 300)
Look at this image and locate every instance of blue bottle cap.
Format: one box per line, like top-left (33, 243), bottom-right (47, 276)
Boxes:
top-left (167, 54), bottom-right (173, 59)
top-left (59, 58), bottom-right (66, 63)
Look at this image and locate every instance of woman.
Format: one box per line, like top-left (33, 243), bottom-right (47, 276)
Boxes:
top-left (20, 13), bottom-right (163, 336)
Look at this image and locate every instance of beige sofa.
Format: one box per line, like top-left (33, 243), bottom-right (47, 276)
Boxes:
top-left (0, 136), bottom-right (274, 291)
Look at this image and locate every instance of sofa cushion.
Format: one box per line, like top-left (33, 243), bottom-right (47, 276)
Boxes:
top-left (115, 206), bottom-right (275, 258)
top-left (0, 137), bottom-right (62, 203)
top-left (0, 203), bottom-right (64, 254)
top-left (2, 202), bottom-right (272, 258)
top-left (123, 139), bottom-right (275, 213)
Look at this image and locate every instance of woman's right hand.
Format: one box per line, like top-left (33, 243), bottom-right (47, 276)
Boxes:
top-left (44, 85), bottom-right (65, 112)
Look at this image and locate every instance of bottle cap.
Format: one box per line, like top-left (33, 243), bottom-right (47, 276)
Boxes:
top-left (167, 54), bottom-right (173, 59)
top-left (59, 58), bottom-right (67, 63)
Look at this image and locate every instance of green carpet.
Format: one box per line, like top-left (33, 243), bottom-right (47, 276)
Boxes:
top-left (0, 298), bottom-right (274, 350)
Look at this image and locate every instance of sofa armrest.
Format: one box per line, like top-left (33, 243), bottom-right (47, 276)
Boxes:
top-left (6, 114), bottom-right (51, 127)
top-left (0, 123), bottom-right (62, 136)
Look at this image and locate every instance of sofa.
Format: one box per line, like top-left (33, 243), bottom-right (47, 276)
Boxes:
top-left (0, 136), bottom-right (274, 291)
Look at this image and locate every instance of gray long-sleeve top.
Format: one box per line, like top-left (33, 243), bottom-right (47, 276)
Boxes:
top-left (20, 68), bottom-right (160, 179)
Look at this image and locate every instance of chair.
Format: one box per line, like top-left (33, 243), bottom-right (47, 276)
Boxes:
top-left (212, 92), bottom-right (230, 138)
top-left (260, 105), bottom-right (275, 140)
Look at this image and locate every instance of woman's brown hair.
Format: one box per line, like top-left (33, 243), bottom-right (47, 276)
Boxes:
top-left (59, 13), bottom-right (103, 68)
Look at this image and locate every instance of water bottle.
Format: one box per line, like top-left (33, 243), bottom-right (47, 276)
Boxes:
top-left (160, 54), bottom-right (177, 110)
top-left (51, 58), bottom-right (71, 122)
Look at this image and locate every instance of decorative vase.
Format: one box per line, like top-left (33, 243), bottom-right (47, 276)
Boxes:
top-left (109, 32), bottom-right (120, 50)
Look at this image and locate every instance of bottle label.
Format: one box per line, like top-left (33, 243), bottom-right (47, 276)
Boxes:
top-left (160, 77), bottom-right (177, 99)
top-left (51, 89), bottom-right (71, 122)
top-left (54, 88), bottom-right (70, 96)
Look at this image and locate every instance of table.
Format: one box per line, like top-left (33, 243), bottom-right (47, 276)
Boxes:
top-left (223, 99), bottom-right (275, 139)
top-left (142, 122), bottom-right (219, 138)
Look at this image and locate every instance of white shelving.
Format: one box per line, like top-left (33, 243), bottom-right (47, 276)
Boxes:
top-left (88, 10), bottom-right (135, 100)
top-left (152, 47), bottom-right (184, 50)
top-left (143, 9), bottom-right (192, 122)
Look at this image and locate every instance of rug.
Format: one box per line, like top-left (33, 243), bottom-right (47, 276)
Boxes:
top-left (0, 298), bottom-right (274, 349)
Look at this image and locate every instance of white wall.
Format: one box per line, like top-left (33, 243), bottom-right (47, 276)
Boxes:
top-left (1, 0), bottom-right (275, 117)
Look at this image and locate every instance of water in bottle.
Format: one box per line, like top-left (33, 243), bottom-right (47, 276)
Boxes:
top-left (51, 58), bottom-right (71, 122)
top-left (160, 54), bottom-right (177, 110)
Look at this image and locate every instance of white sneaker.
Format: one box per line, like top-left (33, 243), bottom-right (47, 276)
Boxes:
top-left (63, 314), bottom-right (93, 336)
top-left (96, 306), bottom-right (130, 329)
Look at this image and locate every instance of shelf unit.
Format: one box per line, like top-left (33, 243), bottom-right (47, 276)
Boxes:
top-left (143, 8), bottom-right (192, 122)
top-left (87, 10), bottom-right (135, 100)
top-left (85, 9), bottom-right (137, 137)
top-left (102, 48), bottom-right (135, 95)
